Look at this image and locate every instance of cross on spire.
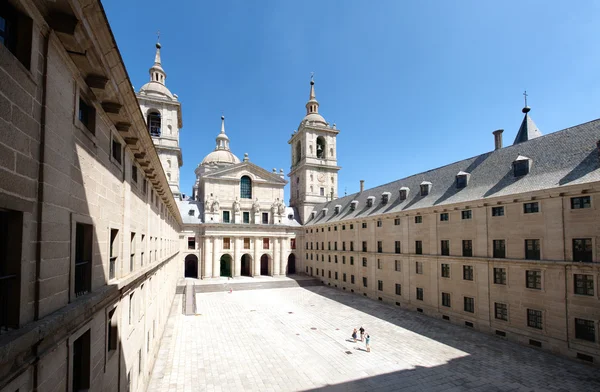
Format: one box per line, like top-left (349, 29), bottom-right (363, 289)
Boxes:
top-left (157, 30), bottom-right (160, 43)
top-left (310, 72), bottom-right (314, 82)
top-left (523, 90), bottom-right (528, 107)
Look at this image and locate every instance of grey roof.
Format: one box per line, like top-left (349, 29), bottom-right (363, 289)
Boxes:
top-left (307, 118), bottom-right (600, 225)
top-left (178, 200), bottom-right (203, 224)
top-left (513, 110), bottom-right (542, 144)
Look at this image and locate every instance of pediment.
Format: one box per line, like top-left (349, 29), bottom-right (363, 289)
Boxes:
top-left (202, 162), bottom-right (287, 185)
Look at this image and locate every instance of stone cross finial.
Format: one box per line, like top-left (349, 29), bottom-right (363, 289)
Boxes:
top-left (523, 90), bottom-right (528, 107)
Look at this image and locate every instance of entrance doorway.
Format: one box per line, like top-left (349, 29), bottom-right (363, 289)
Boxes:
top-left (287, 254), bottom-right (296, 275)
top-left (241, 254), bottom-right (252, 276)
top-left (184, 255), bottom-right (198, 278)
top-left (260, 254), bottom-right (270, 276)
top-left (220, 254), bottom-right (232, 277)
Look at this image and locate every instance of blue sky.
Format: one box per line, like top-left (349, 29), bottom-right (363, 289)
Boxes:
top-left (103, 0), bottom-right (600, 201)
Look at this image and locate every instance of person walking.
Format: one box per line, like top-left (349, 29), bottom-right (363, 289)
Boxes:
top-left (352, 328), bottom-right (358, 342)
top-left (359, 326), bottom-right (365, 342)
top-left (365, 334), bottom-right (371, 352)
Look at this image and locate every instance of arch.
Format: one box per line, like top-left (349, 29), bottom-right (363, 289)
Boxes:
top-left (184, 254), bottom-right (198, 278)
top-left (260, 254), bottom-right (271, 276)
top-left (240, 175), bottom-right (252, 199)
top-left (167, 159), bottom-right (172, 168)
top-left (241, 253), bottom-right (252, 277)
top-left (316, 136), bottom-right (326, 159)
top-left (167, 172), bottom-right (171, 181)
top-left (147, 110), bottom-right (161, 136)
top-left (287, 253), bottom-right (296, 275)
top-left (295, 141), bottom-right (302, 164)
top-left (219, 254), bottom-right (232, 277)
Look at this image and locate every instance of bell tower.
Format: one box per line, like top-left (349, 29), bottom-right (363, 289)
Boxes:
top-left (288, 78), bottom-right (341, 224)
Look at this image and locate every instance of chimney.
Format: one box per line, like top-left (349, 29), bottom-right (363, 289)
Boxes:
top-left (493, 129), bottom-right (504, 150)
top-left (360, 180), bottom-right (364, 192)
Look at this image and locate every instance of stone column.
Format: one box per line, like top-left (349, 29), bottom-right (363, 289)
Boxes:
top-left (234, 237), bottom-right (240, 277)
top-left (212, 237), bottom-right (220, 278)
top-left (254, 237), bottom-right (261, 276)
top-left (273, 238), bottom-right (281, 276)
top-left (280, 237), bottom-right (286, 275)
top-left (203, 237), bottom-right (211, 278)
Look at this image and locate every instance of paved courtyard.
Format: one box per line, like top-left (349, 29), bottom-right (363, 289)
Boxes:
top-left (148, 282), bottom-right (600, 392)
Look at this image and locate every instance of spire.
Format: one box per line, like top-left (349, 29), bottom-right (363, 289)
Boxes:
top-left (513, 91), bottom-right (542, 145)
top-left (149, 35), bottom-right (166, 85)
top-left (305, 74), bottom-right (320, 116)
top-left (215, 115), bottom-right (231, 151)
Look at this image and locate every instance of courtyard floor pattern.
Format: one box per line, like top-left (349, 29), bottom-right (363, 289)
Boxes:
top-left (148, 285), bottom-right (600, 392)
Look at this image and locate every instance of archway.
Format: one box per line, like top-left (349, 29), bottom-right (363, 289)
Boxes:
top-left (184, 254), bottom-right (198, 278)
top-left (260, 254), bottom-right (270, 276)
top-left (241, 254), bottom-right (252, 277)
top-left (287, 254), bottom-right (296, 275)
top-left (220, 254), bottom-right (232, 278)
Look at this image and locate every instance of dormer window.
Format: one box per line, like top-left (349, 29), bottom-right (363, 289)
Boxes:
top-left (188, 209), bottom-right (195, 216)
top-left (334, 205), bottom-right (342, 214)
top-left (420, 181), bottom-right (431, 196)
top-left (381, 192), bottom-right (391, 204)
top-left (366, 196), bottom-right (375, 207)
top-left (310, 211), bottom-right (316, 220)
top-left (513, 156), bottom-right (531, 177)
top-left (399, 187), bottom-right (409, 201)
top-left (288, 214), bottom-right (294, 220)
top-left (321, 208), bottom-right (328, 217)
top-left (456, 171), bottom-right (469, 189)
top-left (350, 201), bottom-right (359, 211)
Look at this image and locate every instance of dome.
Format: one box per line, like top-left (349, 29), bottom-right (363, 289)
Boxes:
top-left (302, 112), bottom-right (327, 126)
top-left (201, 149), bottom-right (240, 166)
top-left (139, 81), bottom-right (175, 100)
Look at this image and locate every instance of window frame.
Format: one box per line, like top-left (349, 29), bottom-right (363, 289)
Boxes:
top-left (70, 213), bottom-right (94, 302)
top-left (527, 308), bottom-right (543, 330)
top-left (494, 302), bottom-right (508, 321)
top-left (463, 296), bottom-right (475, 313)
top-left (240, 175), bottom-right (252, 199)
top-left (526, 270), bottom-right (542, 290)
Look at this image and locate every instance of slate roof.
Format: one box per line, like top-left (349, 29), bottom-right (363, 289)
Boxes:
top-left (178, 200), bottom-right (203, 224)
top-left (307, 118), bottom-right (600, 225)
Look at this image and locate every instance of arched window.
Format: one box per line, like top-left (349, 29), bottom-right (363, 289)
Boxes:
top-left (148, 111), bottom-right (161, 136)
top-left (295, 141), bottom-right (301, 164)
top-left (316, 136), bottom-right (326, 159)
top-left (240, 176), bottom-right (252, 199)
top-left (167, 172), bottom-right (171, 181)
top-left (167, 159), bottom-right (171, 168)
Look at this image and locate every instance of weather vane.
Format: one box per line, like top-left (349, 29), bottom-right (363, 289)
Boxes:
top-left (157, 30), bottom-right (160, 43)
top-left (523, 90), bottom-right (528, 107)
top-left (310, 72), bottom-right (314, 82)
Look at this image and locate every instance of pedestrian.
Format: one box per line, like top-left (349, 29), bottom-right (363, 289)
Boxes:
top-left (359, 326), bottom-right (365, 341)
top-left (365, 334), bottom-right (371, 352)
top-left (352, 328), bottom-right (357, 342)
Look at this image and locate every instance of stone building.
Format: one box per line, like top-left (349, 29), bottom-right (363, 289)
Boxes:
top-left (0, 1), bottom-right (181, 391)
top-left (299, 106), bottom-right (600, 363)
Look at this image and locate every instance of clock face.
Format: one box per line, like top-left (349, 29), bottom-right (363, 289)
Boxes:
top-left (317, 173), bottom-right (325, 183)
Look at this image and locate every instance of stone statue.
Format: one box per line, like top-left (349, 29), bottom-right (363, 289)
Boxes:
top-left (212, 196), bottom-right (220, 213)
top-left (233, 197), bottom-right (241, 212)
top-left (278, 200), bottom-right (286, 215)
top-left (252, 198), bottom-right (261, 213)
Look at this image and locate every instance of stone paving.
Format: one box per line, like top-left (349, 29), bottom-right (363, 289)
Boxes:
top-left (148, 283), bottom-right (600, 392)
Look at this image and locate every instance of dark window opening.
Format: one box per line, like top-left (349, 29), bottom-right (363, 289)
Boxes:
top-left (262, 212), bottom-right (269, 224)
top-left (493, 240), bottom-right (506, 258)
top-left (464, 297), bottom-right (474, 313)
top-left (456, 175), bottom-right (467, 189)
top-left (75, 223), bottom-right (93, 298)
top-left (243, 211), bottom-right (250, 224)
top-left (513, 160), bottom-right (529, 177)
top-left (0, 209), bottom-right (22, 333)
top-left (525, 239), bottom-right (540, 260)
top-left (441, 240), bottom-right (449, 256)
top-left (462, 240), bottom-right (472, 257)
top-left (112, 138), bottom-right (122, 165)
top-left (72, 330), bottom-right (91, 392)
top-left (571, 196), bottom-right (591, 209)
top-left (573, 238), bottom-right (593, 262)
top-left (78, 98), bottom-right (96, 134)
top-left (491, 206), bottom-right (504, 217)
top-left (0, 2), bottom-right (32, 69)
top-left (527, 309), bottom-right (543, 329)
top-left (575, 318), bottom-right (596, 342)
top-left (109, 229), bottom-right (118, 280)
top-left (523, 202), bottom-right (539, 214)
top-left (240, 176), bottom-right (252, 199)
top-left (148, 111), bottom-right (161, 136)
top-left (526, 270), bottom-right (542, 290)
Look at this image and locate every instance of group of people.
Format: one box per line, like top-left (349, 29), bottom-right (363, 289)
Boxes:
top-left (352, 326), bottom-right (371, 352)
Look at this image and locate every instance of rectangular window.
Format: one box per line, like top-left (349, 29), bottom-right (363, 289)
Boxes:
top-left (414, 216), bottom-right (422, 224)
top-left (362, 257), bottom-right (367, 267)
top-left (107, 308), bottom-right (118, 352)
top-left (363, 277), bottom-right (368, 287)
top-left (143, 179), bottom-right (147, 194)
top-left (378, 280), bottom-right (383, 291)
top-left (527, 309), bottom-right (543, 329)
top-left (111, 137), bottom-right (122, 165)
top-left (0, 209), bottom-right (22, 331)
top-left (328, 270), bottom-right (331, 278)
top-left (223, 238), bottom-right (231, 250)
top-left (130, 232), bottom-right (135, 272)
top-left (491, 206), bottom-right (504, 217)
top-left (441, 263), bottom-right (450, 278)
top-left (525, 239), bottom-right (540, 260)
top-left (573, 238), bottom-right (593, 262)
top-left (442, 292), bottom-right (451, 307)
top-left (571, 196), bottom-right (591, 209)
top-left (262, 212), bottom-right (269, 224)
top-left (377, 220), bottom-right (382, 227)
top-left (526, 270), bottom-right (542, 290)
top-left (334, 255), bottom-right (338, 263)
top-left (350, 242), bottom-right (354, 251)
top-left (290, 238), bottom-right (296, 249)
top-left (415, 240), bottom-right (422, 255)
top-left (320, 187), bottom-right (325, 196)
top-left (463, 265), bottom-right (473, 281)
top-left (350, 224), bottom-right (354, 230)
top-left (395, 260), bottom-right (401, 271)
top-left (222, 211), bottom-right (230, 223)
top-left (493, 240), bottom-right (506, 258)
top-left (575, 318), bottom-right (596, 342)
top-left (335, 271), bottom-right (338, 280)
top-left (495, 303), bottom-right (508, 321)
top-left (129, 293), bottom-right (134, 325)
top-left (420, 184), bottom-right (429, 196)
top-left (78, 97), bottom-right (96, 134)
top-left (416, 287), bottom-right (423, 301)
top-left (440, 213), bottom-right (449, 221)
top-left (415, 261), bottom-right (423, 274)
top-left (334, 242), bottom-right (337, 250)
top-left (188, 237), bottom-right (195, 250)
top-left (395, 241), bottom-right (401, 254)
top-left (464, 297), bottom-right (475, 313)
top-left (461, 210), bottom-right (472, 220)
top-left (75, 223), bottom-right (93, 298)
top-left (394, 218), bottom-right (401, 225)
top-left (362, 241), bottom-right (367, 252)
top-left (462, 240), bottom-right (473, 257)
top-left (328, 242), bottom-right (331, 250)
top-left (493, 267), bottom-right (506, 285)
top-left (342, 256), bottom-right (346, 264)
top-left (243, 211), bottom-right (250, 223)
top-left (343, 273), bottom-right (346, 282)
top-left (523, 202), bottom-right (539, 214)
top-left (362, 222), bottom-right (367, 229)
top-left (131, 165), bottom-right (138, 184)
top-left (263, 238), bottom-right (269, 249)
top-left (351, 275), bottom-right (355, 284)
top-left (574, 274), bottom-right (594, 296)
top-left (441, 240), bottom-right (449, 256)
top-left (350, 256), bottom-right (354, 265)
top-left (377, 259), bottom-right (382, 269)
top-left (342, 241), bottom-right (346, 251)
top-left (342, 225), bottom-right (346, 230)
top-left (109, 229), bottom-right (118, 280)
top-left (377, 241), bottom-right (382, 253)
top-left (395, 284), bottom-right (401, 295)
top-left (399, 189), bottom-right (407, 200)
top-left (72, 330), bottom-right (91, 391)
